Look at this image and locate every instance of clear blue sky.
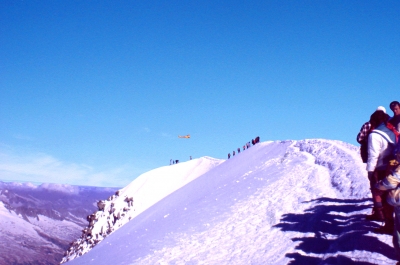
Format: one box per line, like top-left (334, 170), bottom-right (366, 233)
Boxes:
top-left (1, 0), bottom-right (399, 187)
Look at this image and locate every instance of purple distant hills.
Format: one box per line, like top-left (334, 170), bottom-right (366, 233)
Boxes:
top-left (0, 181), bottom-right (118, 265)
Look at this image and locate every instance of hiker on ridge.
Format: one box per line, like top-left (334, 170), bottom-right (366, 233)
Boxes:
top-left (366, 112), bottom-right (397, 234)
top-left (357, 106), bottom-right (389, 163)
top-left (374, 151), bottom-right (400, 262)
top-left (371, 116), bottom-right (400, 258)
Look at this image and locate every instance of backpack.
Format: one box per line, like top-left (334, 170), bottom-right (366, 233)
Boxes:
top-left (357, 123), bottom-right (373, 163)
top-left (360, 139), bottom-right (368, 163)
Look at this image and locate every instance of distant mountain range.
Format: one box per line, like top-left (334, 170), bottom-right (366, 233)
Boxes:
top-left (0, 181), bottom-right (118, 265)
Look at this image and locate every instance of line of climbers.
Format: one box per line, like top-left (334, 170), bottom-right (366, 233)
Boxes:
top-left (227, 136), bottom-right (260, 159)
top-left (356, 101), bottom-right (400, 263)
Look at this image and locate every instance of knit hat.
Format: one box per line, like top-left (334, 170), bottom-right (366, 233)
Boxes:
top-left (376, 106), bottom-right (386, 113)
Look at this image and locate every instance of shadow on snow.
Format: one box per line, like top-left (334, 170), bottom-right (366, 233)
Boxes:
top-left (274, 197), bottom-right (397, 265)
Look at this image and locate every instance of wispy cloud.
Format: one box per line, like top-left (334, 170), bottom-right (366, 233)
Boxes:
top-left (13, 134), bottom-right (34, 141)
top-left (0, 152), bottom-right (143, 188)
top-left (161, 132), bottom-right (172, 138)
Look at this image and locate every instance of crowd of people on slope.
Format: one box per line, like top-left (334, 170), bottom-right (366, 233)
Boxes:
top-left (227, 136), bottom-right (260, 159)
top-left (356, 101), bottom-right (400, 262)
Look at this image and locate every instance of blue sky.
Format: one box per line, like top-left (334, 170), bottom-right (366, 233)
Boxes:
top-left (1, 0), bottom-right (399, 187)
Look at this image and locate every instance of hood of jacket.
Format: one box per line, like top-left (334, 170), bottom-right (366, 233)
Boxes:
top-left (371, 123), bottom-right (396, 144)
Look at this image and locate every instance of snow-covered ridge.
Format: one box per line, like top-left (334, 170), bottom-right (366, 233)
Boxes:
top-left (66, 139), bottom-right (389, 264)
top-left (61, 156), bottom-right (224, 262)
top-left (293, 139), bottom-right (367, 197)
top-left (64, 139), bottom-right (392, 264)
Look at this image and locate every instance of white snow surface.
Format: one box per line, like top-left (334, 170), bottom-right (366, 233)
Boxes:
top-left (62, 156), bottom-right (224, 261)
top-left (65, 140), bottom-right (398, 265)
top-left (119, 156), bottom-right (223, 217)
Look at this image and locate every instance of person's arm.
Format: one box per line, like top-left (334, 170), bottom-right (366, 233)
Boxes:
top-left (367, 133), bottom-right (382, 172)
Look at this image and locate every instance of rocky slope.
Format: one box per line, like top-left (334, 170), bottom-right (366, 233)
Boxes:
top-left (0, 181), bottom-right (118, 265)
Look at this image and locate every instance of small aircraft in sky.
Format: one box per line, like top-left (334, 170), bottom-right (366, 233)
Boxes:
top-left (178, 134), bottom-right (190, 139)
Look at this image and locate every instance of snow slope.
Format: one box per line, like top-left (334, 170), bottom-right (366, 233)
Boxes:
top-left (65, 139), bottom-right (397, 264)
top-left (62, 156), bottom-right (223, 262)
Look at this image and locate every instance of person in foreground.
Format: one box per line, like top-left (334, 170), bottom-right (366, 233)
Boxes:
top-left (374, 117), bottom-right (400, 263)
top-left (365, 110), bottom-right (393, 224)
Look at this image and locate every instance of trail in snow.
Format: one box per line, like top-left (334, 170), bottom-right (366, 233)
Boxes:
top-left (65, 139), bottom-right (397, 265)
